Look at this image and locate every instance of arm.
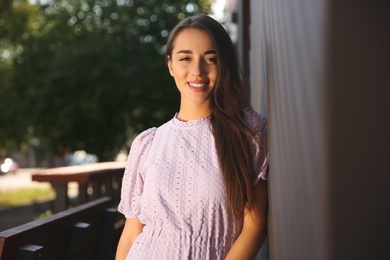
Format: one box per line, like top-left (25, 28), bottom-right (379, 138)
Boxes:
top-left (225, 179), bottom-right (268, 260)
top-left (115, 218), bottom-right (145, 260)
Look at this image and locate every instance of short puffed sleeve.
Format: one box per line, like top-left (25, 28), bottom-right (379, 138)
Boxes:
top-left (244, 109), bottom-right (269, 184)
top-left (117, 127), bottom-right (156, 218)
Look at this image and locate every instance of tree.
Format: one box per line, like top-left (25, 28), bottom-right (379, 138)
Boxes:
top-left (0, 0), bottom-right (212, 163)
top-left (0, 0), bottom-right (40, 155)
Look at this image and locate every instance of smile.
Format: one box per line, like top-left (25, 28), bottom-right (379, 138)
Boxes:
top-left (188, 82), bottom-right (206, 88)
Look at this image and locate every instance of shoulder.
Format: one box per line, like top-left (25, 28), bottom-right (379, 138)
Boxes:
top-left (243, 108), bottom-right (267, 132)
top-left (131, 116), bottom-right (177, 147)
top-left (131, 127), bottom-right (157, 150)
top-left (134, 127), bottom-right (157, 142)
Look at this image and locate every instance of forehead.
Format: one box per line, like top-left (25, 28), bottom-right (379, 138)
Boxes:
top-left (172, 28), bottom-right (216, 51)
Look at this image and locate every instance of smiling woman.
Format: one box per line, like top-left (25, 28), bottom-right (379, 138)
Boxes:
top-left (167, 28), bottom-right (218, 120)
top-left (115, 14), bottom-right (268, 260)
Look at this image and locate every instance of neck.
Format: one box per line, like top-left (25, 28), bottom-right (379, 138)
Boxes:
top-left (177, 102), bottom-right (211, 122)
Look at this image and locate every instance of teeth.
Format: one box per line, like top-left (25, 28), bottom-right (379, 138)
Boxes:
top-left (189, 83), bottom-right (205, 88)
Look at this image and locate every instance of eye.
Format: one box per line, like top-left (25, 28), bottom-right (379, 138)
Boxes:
top-left (179, 57), bottom-right (191, 61)
top-left (205, 56), bottom-right (217, 64)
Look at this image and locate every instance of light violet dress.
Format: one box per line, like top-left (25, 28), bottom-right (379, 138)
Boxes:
top-left (118, 110), bottom-right (268, 260)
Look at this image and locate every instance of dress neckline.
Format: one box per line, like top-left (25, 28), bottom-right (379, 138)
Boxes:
top-left (172, 113), bottom-right (211, 127)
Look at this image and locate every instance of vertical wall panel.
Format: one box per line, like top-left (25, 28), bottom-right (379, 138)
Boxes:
top-left (327, 1), bottom-right (390, 259)
top-left (248, 2), bottom-right (270, 259)
top-left (246, 0), bottom-right (389, 259)
top-left (249, 0), bottom-right (268, 115)
top-left (249, 0), bottom-right (330, 259)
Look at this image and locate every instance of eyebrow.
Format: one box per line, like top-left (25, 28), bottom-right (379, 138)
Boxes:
top-left (176, 50), bottom-right (216, 55)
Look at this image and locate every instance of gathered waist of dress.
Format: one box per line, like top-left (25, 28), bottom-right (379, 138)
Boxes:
top-left (140, 225), bottom-right (233, 249)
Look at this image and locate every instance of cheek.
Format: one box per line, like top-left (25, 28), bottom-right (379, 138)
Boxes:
top-left (210, 68), bottom-right (218, 82)
top-left (172, 65), bottom-right (187, 79)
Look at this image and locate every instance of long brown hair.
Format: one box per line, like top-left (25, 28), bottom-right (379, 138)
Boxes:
top-left (165, 14), bottom-right (260, 220)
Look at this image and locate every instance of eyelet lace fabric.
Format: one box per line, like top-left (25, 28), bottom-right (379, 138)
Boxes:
top-left (118, 110), bottom-right (268, 260)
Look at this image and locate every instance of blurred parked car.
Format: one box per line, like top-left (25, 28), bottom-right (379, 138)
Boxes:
top-left (68, 150), bottom-right (98, 166)
top-left (0, 158), bottom-right (19, 175)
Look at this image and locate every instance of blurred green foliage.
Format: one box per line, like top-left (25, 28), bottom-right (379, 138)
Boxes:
top-left (0, 0), bottom-right (212, 162)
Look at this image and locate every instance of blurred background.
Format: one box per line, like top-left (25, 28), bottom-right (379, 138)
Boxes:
top-left (0, 0), bottom-right (227, 230)
top-left (0, 0), bottom-right (221, 168)
top-left (1, 1), bottom-right (388, 259)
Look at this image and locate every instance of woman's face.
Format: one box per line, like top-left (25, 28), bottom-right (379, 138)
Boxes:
top-left (168, 28), bottom-right (218, 108)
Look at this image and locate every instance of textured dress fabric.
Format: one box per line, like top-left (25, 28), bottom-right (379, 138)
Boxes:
top-left (118, 110), bottom-right (268, 260)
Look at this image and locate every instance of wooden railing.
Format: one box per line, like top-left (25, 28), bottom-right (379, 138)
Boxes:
top-left (32, 161), bottom-right (126, 213)
top-left (0, 197), bottom-right (125, 260)
top-left (0, 162), bottom-right (127, 259)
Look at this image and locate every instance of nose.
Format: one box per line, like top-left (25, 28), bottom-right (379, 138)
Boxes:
top-left (191, 59), bottom-right (205, 76)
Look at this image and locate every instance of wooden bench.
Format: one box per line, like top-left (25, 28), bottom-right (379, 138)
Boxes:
top-left (0, 197), bottom-right (125, 260)
top-left (32, 162), bottom-right (125, 213)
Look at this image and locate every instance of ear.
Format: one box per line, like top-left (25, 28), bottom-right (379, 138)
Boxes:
top-left (167, 55), bottom-right (174, 77)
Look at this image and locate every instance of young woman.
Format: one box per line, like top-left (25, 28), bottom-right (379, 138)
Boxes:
top-left (116, 14), bottom-right (268, 260)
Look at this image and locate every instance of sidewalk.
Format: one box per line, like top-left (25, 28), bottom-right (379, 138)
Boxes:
top-left (0, 168), bottom-right (50, 192)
